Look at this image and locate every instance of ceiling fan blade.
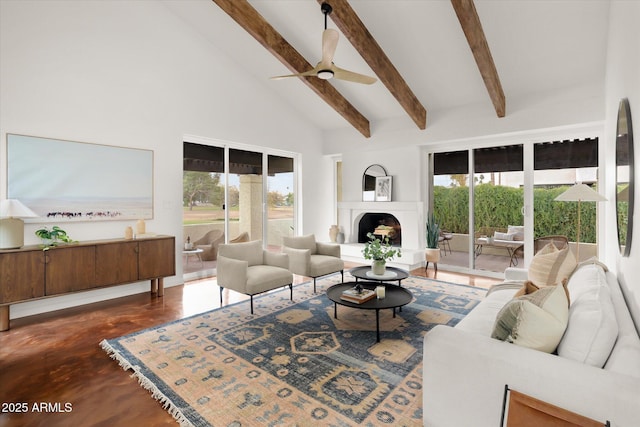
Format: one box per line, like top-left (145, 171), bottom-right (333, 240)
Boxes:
top-left (270, 68), bottom-right (319, 80)
top-left (320, 29), bottom-right (339, 68)
top-left (332, 65), bottom-right (377, 85)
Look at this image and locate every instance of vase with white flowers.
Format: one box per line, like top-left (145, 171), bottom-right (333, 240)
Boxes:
top-left (362, 232), bottom-right (401, 275)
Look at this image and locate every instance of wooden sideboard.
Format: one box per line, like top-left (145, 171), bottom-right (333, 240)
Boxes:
top-left (0, 235), bottom-right (175, 331)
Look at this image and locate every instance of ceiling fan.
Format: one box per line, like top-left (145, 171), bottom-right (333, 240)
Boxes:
top-left (271, 2), bottom-right (377, 85)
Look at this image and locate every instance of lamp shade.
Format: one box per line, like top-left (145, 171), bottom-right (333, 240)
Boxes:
top-left (0, 199), bottom-right (38, 218)
top-left (554, 183), bottom-right (607, 202)
top-left (0, 199), bottom-right (38, 249)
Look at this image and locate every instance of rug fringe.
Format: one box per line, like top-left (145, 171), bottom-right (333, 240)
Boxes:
top-left (99, 339), bottom-right (194, 427)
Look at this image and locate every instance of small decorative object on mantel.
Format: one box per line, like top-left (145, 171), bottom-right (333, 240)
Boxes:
top-left (362, 232), bottom-right (401, 275)
top-left (125, 226), bottom-right (133, 240)
top-left (329, 224), bottom-right (339, 242)
top-left (35, 225), bottom-right (76, 249)
top-left (425, 213), bottom-right (441, 272)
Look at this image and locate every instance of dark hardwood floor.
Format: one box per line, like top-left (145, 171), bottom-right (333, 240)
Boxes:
top-left (0, 263), bottom-right (499, 427)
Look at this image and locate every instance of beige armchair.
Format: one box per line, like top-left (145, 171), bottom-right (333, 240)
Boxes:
top-left (193, 229), bottom-right (225, 261)
top-left (217, 240), bottom-right (293, 314)
top-left (282, 234), bottom-right (344, 293)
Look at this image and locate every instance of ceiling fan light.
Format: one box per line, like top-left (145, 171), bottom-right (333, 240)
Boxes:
top-left (317, 69), bottom-right (334, 80)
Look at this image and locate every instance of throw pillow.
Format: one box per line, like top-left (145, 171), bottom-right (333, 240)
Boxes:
top-left (507, 225), bottom-right (525, 241)
top-left (492, 281), bottom-right (570, 353)
top-left (512, 281), bottom-right (539, 298)
top-left (528, 243), bottom-right (577, 287)
top-left (494, 231), bottom-right (515, 241)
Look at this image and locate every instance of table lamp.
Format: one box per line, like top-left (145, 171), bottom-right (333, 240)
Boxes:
top-left (554, 183), bottom-right (606, 261)
top-left (0, 199), bottom-right (39, 249)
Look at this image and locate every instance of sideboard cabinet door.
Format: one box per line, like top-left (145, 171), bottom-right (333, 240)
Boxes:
top-left (138, 237), bottom-right (175, 280)
top-left (95, 241), bottom-right (139, 286)
top-left (45, 246), bottom-right (96, 295)
top-left (0, 251), bottom-right (45, 304)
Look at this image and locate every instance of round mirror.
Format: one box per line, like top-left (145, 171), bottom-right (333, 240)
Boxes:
top-left (362, 164), bottom-right (387, 201)
top-left (616, 98), bottom-right (634, 256)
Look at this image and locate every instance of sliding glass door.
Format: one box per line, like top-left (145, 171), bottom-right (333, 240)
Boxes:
top-left (183, 141), bottom-right (297, 278)
top-left (472, 145), bottom-right (524, 273)
top-left (432, 150), bottom-right (470, 271)
top-left (533, 138), bottom-right (600, 262)
top-left (267, 154), bottom-right (295, 250)
top-left (430, 137), bottom-right (600, 276)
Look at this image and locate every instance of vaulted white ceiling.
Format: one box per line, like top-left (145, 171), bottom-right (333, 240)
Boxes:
top-left (163, 0), bottom-right (610, 136)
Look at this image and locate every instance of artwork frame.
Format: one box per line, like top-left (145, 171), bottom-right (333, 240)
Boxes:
top-left (7, 134), bottom-right (154, 223)
top-left (375, 176), bottom-right (392, 201)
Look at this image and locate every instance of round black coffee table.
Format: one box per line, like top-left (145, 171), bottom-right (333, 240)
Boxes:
top-left (349, 266), bottom-right (409, 286)
top-left (326, 282), bottom-right (413, 342)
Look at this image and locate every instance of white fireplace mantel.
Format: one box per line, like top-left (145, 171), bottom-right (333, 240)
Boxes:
top-left (337, 201), bottom-right (424, 250)
top-left (337, 201), bottom-right (425, 270)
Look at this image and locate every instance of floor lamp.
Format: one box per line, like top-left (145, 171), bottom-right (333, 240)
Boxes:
top-left (554, 183), bottom-right (607, 261)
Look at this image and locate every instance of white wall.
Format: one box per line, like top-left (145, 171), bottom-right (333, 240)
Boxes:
top-left (604, 1), bottom-right (640, 328)
top-left (0, 1), bottom-right (327, 318)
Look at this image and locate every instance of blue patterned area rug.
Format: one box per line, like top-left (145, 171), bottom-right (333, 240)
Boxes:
top-left (101, 273), bottom-right (485, 426)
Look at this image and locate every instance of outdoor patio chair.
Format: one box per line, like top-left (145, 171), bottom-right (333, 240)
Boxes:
top-left (194, 229), bottom-right (225, 261)
top-left (439, 230), bottom-right (453, 255)
top-left (513, 235), bottom-right (569, 260)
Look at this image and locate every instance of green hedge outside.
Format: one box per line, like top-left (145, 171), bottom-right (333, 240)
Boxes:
top-left (433, 184), bottom-right (600, 243)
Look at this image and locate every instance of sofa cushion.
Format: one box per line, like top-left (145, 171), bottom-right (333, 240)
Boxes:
top-left (456, 284), bottom-right (519, 336)
top-left (491, 281), bottom-right (569, 353)
top-left (557, 275), bottom-right (618, 367)
top-left (528, 243), bottom-right (577, 287)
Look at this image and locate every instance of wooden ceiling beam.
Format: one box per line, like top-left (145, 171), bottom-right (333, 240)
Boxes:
top-left (212, 0), bottom-right (371, 137)
top-left (320, 0), bottom-right (427, 130)
top-left (451, 0), bottom-right (506, 117)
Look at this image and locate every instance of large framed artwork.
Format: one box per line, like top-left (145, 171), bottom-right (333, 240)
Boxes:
top-left (7, 134), bottom-right (153, 222)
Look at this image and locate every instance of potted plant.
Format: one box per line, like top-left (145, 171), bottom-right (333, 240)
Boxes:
top-left (425, 213), bottom-right (441, 268)
top-left (35, 225), bottom-right (75, 248)
top-left (362, 232), bottom-right (401, 275)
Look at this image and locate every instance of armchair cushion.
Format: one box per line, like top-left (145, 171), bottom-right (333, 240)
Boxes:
top-left (309, 255), bottom-right (344, 278)
top-left (218, 239), bottom-right (263, 266)
top-left (264, 250), bottom-right (289, 270)
top-left (216, 255), bottom-right (248, 291)
top-left (282, 247), bottom-right (311, 276)
top-left (282, 234), bottom-right (317, 255)
top-left (246, 265), bottom-right (293, 295)
top-left (316, 242), bottom-right (341, 258)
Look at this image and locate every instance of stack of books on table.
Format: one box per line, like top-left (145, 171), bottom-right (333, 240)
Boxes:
top-left (341, 287), bottom-right (376, 304)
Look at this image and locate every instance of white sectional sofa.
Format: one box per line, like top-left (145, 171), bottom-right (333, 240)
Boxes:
top-left (423, 262), bottom-right (640, 426)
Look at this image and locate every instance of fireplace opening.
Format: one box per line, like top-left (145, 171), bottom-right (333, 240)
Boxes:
top-left (357, 213), bottom-right (401, 246)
